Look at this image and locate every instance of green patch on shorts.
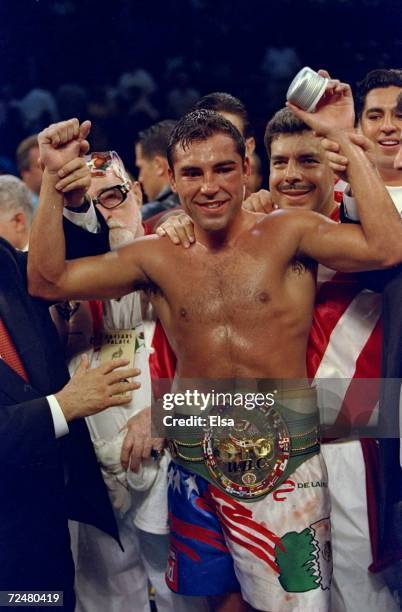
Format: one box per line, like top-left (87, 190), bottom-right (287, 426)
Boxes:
top-left (275, 518), bottom-right (332, 594)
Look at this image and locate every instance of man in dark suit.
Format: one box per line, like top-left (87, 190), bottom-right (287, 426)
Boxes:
top-left (0, 188), bottom-right (139, 609)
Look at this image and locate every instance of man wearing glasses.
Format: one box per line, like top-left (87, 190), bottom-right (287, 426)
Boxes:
top-left (63, 151), bottom-right (142, 250)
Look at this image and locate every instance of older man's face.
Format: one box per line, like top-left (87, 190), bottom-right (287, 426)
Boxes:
top-left (0, 213), bottom-right (21, 248)
top-left (88, 170), bottom-right (143, 249)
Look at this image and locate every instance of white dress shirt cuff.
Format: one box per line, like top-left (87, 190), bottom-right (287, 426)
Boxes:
top-left (63, 204), bottom-right (100, 233)
top-left (343, 188), bottom-right (360, 222)
top-left (47, 395), bottom-right (69, 438)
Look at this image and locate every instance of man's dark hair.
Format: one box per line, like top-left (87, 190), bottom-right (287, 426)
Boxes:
top-left (137, 120), bottom-right (177, 159)
top-left (192, 92), bottom-right (253, 138)
top-left (16, 134), bottom-right (38, 173)
top-left (167, 109), bottom-right (246, 170)
top-left (355, 68), bottom-right (402, 121)
top-left (264, 107), bottom-right (310, 159)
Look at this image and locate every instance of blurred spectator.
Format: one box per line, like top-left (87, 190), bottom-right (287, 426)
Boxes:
top-left (108, 70), bottom-right (161, 169)
top-left (248, 151), bottom-right (263, 193)
top-left (261, 45), bottom-right (301, 81)
top-left (56, 84), bottom-right (88, 121)
top-left (0, 157), bottom-right (17, 176)
top-left (16, 134), bottom-right (43, 206)
top-left (135, 120), bottom-right (179, 224)
top-left (86, 86), bottom-right (115, 153)
top-left (0, 175), bottom-right (34, 250)
top-left (261, 44), bottom-right (302, 116)
top-left (117, 69), bottom-right (159, 121)
top-left (18, 88), bottom-right (58, 133)
top-left (0, 85), bottom-right (26, 162)
top-left (166, 72), bottom-right (200, 118)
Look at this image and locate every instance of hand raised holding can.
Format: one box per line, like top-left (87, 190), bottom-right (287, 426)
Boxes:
top-left (286, 67), bottom-right (355, 137)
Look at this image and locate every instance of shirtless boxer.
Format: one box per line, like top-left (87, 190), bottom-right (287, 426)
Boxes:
top-left (28, 78), bottom-right (402, 612)
top-left (156, 107), bottom-right (400, 611)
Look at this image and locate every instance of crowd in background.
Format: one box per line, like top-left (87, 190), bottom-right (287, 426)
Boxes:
top-left (1, 0), bottom-right (401, 182)
top-left (0, 2), bottom-right (402, 611)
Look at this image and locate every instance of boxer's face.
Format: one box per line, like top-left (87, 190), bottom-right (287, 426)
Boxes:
top-left (360, 86), bottom-right (402, 172)
top-left (88, 170), bottom-right (143, 250)
top-left (269, 132), bottom-right (334, 215)
top-left (169, 133), bottom-right (250, 233)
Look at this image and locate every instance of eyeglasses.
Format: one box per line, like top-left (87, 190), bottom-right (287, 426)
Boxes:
top-left (92, 181), bottom-right (131, 209)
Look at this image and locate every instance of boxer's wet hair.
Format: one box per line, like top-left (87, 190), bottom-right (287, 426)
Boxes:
top-left (167, 109), bottom-right (246, 170)
top-left (264, 107), bottom-right (310, 159)
top-left (355, 68), bottom-right (402, 121)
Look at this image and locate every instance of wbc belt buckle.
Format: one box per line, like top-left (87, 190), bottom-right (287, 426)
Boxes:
top-left (202, 404), bottom-right (291, 500)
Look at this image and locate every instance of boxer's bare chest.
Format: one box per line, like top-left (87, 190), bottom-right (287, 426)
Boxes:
top-left (149, 235), bottom-right (316, 377)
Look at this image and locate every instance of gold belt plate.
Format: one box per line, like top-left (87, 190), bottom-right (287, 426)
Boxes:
top-left (202, 404), bottom-right (291, 499)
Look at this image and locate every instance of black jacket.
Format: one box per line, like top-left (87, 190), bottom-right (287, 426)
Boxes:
top-left (0, 235), bottom-right (118, 610)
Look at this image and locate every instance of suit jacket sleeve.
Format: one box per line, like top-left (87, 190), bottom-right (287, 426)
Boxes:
top-left (0, 396), bottom-right (59, 468)
top-left (63, 207), bottom-right (110, 259)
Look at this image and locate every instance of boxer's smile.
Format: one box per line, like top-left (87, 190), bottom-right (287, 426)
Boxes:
top-left (170, 133), bottom-right (249, 234)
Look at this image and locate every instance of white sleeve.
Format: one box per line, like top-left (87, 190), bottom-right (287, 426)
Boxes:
top-left (63, 203), bottom-right (100, 233)
top-left (46, 395), bottom-right (69, 438)
top-left (342, 186), bottom-right (360, 222)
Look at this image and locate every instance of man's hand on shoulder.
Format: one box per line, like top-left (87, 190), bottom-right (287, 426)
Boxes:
top-left (38, 118), bottom-right (91, 175)
top-left (55, 355), bottom-right (141, 421)
top-left (156, 211), bottom-right (195, 248)
top-left (243, 189), bottom-right (276, 214)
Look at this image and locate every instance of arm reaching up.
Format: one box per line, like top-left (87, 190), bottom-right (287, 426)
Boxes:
top-left (285, 73), bottom-right (402, 269)
top-left (287, 71), bottom-right (355, 137)
top-left (294, 130), bottom-right (402, 271)
top-left (28, 120), bottom-right (154, 301)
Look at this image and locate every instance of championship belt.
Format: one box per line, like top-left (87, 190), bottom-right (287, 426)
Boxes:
top-left (168, 388), bottom-right (320, 501)
top-left (203, 404), bottom-right (291, 499)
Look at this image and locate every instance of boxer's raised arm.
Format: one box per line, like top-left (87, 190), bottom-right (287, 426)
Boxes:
top-left (28, 120), bottom-right (153, 301)
top-left (28, 167), bottom-right (152, 300)
top-left (296, 132), bottom-right (402, 271)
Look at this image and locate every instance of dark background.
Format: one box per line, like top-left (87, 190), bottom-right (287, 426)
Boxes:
top-left (1, 0), bottom-right (401, 177)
